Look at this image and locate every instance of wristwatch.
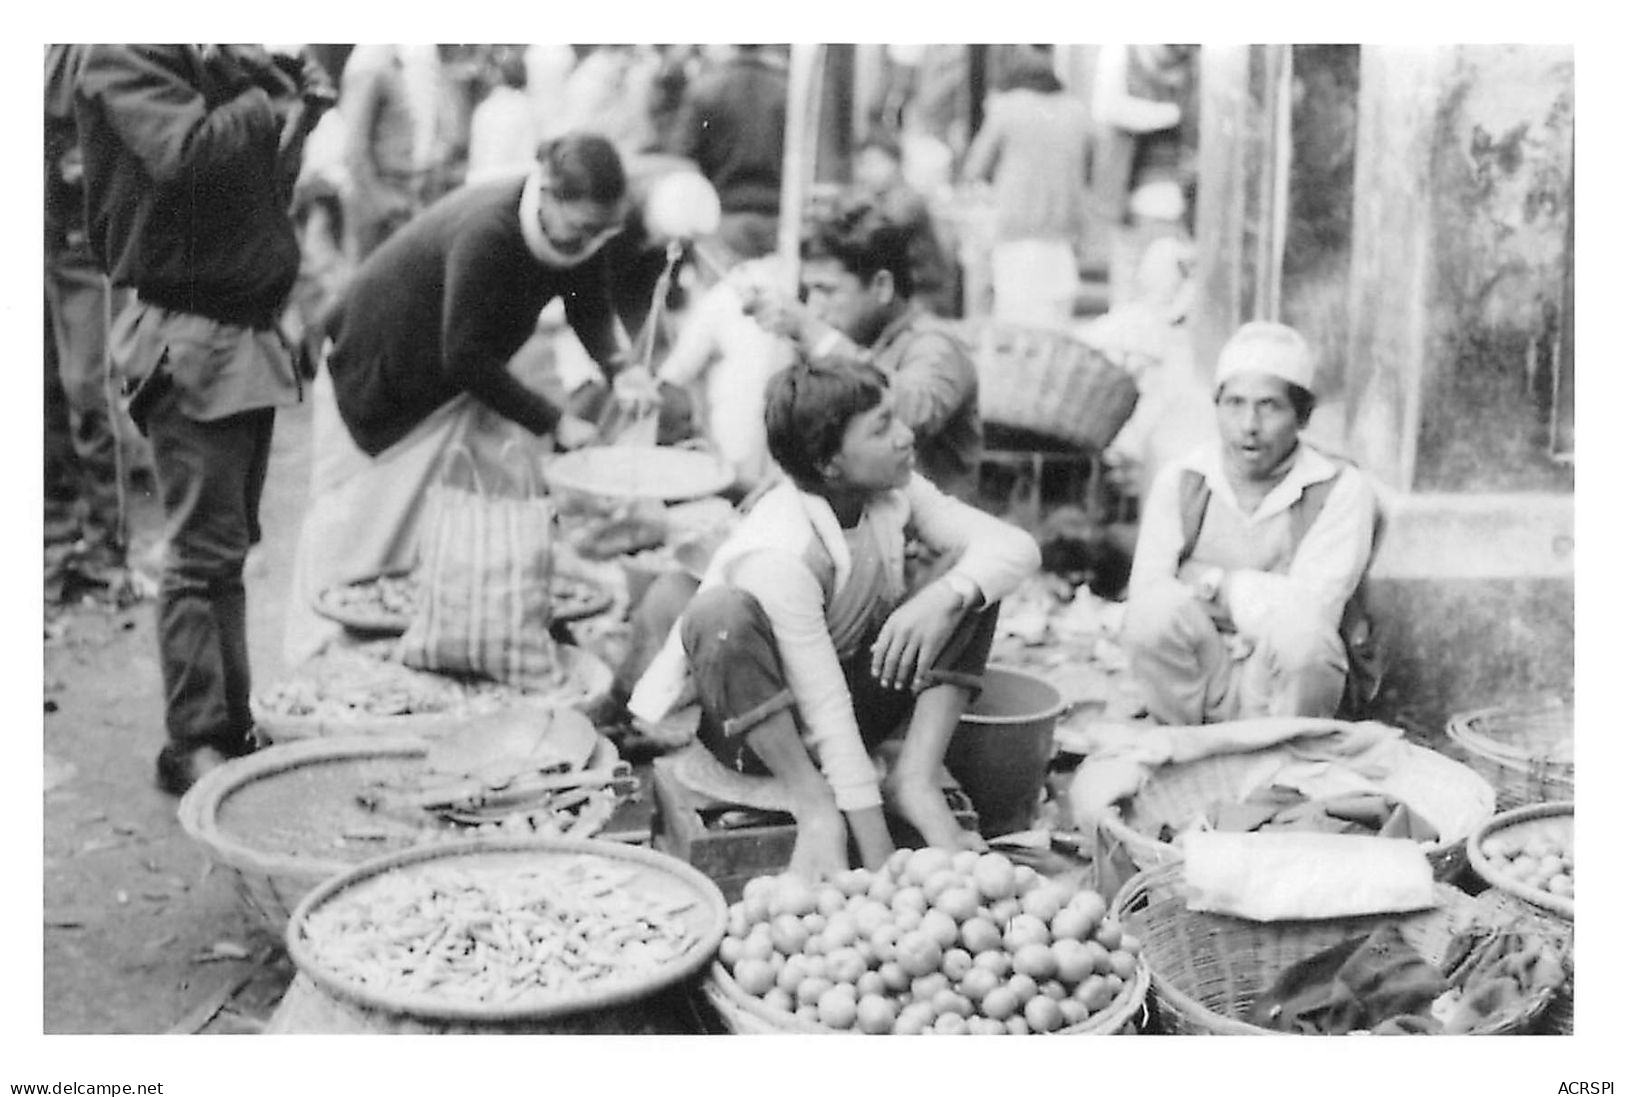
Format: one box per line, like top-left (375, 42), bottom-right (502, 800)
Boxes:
top-left (1195, 566), bottom-right (1225, 603)
top-left (941, 572), bottom-right (981, 612)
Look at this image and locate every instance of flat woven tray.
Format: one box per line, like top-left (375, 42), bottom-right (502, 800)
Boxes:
top-left (254, 643), bottom-right (613, 743)
top-left (1466, 801), bottom-right (1575, 920)
top-left (315, 573), bottom-right (614, 636)
top-left (285, 838), bottom-right (727, 1025)
top-left (177, 735), bottom-right (625, 934)
top-left (1446, 699), bottom-right (1574, 810)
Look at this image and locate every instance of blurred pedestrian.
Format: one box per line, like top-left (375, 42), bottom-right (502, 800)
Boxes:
top-left (338, 44), bottom-right (466, 260)
top-left (75, 44), bottom-right (334, 794)
top-left (466, 45), bottom-right (540, 184)
top-left (960, 55), bottom-right (1091, 331)
top-left (852, 131), bottom-right (957, 317)
top-left (44, 44), bottom-right (145, 570)
top-left (671, 44), bottom-right (788, 263)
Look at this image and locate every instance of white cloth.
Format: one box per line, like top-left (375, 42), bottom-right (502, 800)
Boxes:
top-left (656, 274), bottom-right (794, 490)
top-left (1183, 831), bottom-right (1436, 922)
top-left (1066, 716), bottom-right (1399, 826)
top-left (466, 87), bottom-right (539, 186)
top-left (629, 474), bottom-right (1040, 812)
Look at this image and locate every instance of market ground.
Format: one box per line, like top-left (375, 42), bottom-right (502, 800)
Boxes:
top-left (41, 400), bottom-right (318, 1035)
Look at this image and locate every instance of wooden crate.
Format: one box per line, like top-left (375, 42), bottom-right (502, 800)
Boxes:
top-left (649, 756), bottom-right (979, 903)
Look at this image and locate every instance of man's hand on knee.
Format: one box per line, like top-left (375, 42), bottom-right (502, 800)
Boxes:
top-left (871, 580), bottom-right (966, 692)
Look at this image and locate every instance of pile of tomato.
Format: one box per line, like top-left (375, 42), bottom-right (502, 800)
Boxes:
top-left (717, 847), bottom-right (1143, 1034)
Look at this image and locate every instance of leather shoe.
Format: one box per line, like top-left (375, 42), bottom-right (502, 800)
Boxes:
top-left (154, 743), bottom-right (232, 797)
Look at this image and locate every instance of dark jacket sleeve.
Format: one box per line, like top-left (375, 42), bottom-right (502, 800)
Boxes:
top-left (440, 230), bottom-right (565, 437)
top-left (77, 45), bottom-right (278, 188)
top-left (562, 256), bottom-right (624, 373)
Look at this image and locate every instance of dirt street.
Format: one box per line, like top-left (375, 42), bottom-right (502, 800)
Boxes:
top-left (43, 402), bottom-right (316, 1034)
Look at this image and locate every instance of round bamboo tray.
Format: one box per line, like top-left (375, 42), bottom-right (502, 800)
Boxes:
top-left (1096, 740), bottom-right (1495, 883)
top-left (254, 643), bottom-right (614, 743)
top-left (702, 954), bottom-right (1149, 1035)
top-left (1109, 861), bottom-right (1559, 1035)
top-left (315, 572), bottom-right (615, 636)
top-left (1467, 802), bottom-right (1575, 919)
top-left (1467, 801), bottom-right (1574, 1034)
top-left (284, 838), bottom-right (727, 1028)
top-left (1446, 700), bottom-right (1573, 810)
top-left (177, 735), bottom-right (624, 936)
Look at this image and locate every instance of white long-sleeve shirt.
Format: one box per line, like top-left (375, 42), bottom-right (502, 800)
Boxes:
top-left (1128, 442), bottom-right (1379, 636)
top-left (629, 474), bottom-right (1040, 812)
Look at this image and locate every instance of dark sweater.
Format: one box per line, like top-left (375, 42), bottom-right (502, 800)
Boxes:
top-left (75, 45), bottom-right (301, 329)
top-left (326, 178), bottom-right (621, 456)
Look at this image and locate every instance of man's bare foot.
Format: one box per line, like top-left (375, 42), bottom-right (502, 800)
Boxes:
top-left (787, 810), bottom-right (850, 881)
top-left (883, 772), bottom-right (987, 853)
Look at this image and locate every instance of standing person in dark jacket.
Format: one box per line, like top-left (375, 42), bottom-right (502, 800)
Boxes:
top-left (282, 132), bottom-right (633, 665)
top-left (671, 45), bottom-right (787, 263)
top-left (45, 44), bottom-right (132, 563)
top-left (75, 44), bottom-right (334, 795)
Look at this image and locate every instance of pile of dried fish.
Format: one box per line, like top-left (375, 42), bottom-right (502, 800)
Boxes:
top-left (302, 858), bottom-right (701, 1006)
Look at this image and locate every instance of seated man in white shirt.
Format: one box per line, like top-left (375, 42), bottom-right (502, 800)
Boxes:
top-left (1122, 321), bottom-right (1381, 724)
top-left (629, 359), bottom-right (1039, 879)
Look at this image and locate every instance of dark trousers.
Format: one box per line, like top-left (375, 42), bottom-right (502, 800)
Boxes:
top-left (146, 390), bottom-right (275, 750)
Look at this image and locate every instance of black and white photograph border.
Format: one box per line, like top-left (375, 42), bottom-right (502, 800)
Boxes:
top-left (14, 7), bottom-right (1614, 1097)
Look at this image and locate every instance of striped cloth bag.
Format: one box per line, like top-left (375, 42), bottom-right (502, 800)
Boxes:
top-left (400, 445), bottom-right (560, 689)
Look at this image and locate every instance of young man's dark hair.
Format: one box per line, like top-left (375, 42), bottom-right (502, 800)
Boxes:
top-left (801, 198), bottom-right (917, 300)
top-left (763, 358), bottom-right (889, 489)
top-left (539, 132), bottom-right (628, 207)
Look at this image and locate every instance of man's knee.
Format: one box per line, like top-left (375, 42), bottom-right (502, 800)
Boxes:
top-left (680, 587), bottom-right (771, 658)
top-left (1257, 610), bottom-right (1346, 676)
top-left (1123, 580), bottom-right (1207, 653)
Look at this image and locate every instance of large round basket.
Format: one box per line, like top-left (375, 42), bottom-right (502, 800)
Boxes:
top-left (701, 954), bottom-right (1149, 1035)
top-left (281, 838), bottom-right (727, 1032)
top-left (1467, 802), bottom-right (1575, 1034)
top-left (1446, 699), bottom-right (1573, 810)
top-left (1096, 739), bottom-right (1495, 884)
top-left (1109, 861), bottom-right (1559, 1035)
top-left (177, 735), bottom-right (623, 936)
top-left (254, 643), bottom-right (614, 744)
top-left (544, 445), bottom-right (734, 503)
top-left (961, 322), bottom-right (1139, 451)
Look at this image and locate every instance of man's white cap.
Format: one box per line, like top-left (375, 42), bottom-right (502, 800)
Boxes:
top-left (1213, 321), bottom-right (1316, 397)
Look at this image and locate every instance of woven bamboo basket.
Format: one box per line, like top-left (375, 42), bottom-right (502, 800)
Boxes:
top-left (1467, 802), bottom-right (1575, 1034)
top-left (254, 643), bottom-right (614, 743)
top-left (702, 953), bottom-right (1149, 1035)
top-left (1096, 740), bottom-right (1496, 885)
top-left (279, 838), bottom-right (727, 1032)
top-left (966, 322), bottom-right (1140, 450)
top-left (1109, 861), bottom-right (1560, 1035)
top-left (177, 734), bottom-right (624, 936)
top-left (1445, 699), bottom-right (1574, 810)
